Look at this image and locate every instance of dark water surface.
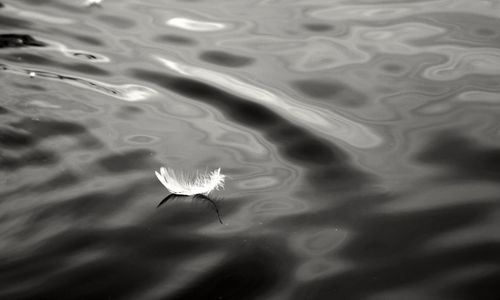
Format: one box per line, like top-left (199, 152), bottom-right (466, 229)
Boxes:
top-left (1, 0), bottom-right (500, 299)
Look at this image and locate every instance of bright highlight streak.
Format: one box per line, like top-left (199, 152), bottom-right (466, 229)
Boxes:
top-left (166, 17), bottom-right (227, 32)
top-left (155, 56), bottom-right (382, 148)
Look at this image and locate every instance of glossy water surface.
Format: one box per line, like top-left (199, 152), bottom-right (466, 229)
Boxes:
top-left (1, 0), bottom-right (500, 299)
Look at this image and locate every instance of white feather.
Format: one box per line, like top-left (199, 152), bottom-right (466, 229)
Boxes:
top-left (84, 0), bottom-right (102, 7)
top-left (155, 167), bottom-right (225, 196)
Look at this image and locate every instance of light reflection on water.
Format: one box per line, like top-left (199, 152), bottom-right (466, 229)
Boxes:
top-left (1, 0), bottom-right (500, 299)
top-left (155, 55), bottom-right (382, 148)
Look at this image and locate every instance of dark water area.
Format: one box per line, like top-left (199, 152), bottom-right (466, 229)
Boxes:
top-left (1, 0), bottom-right (500, 299)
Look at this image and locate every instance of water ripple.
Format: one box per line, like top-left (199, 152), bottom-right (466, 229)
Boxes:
top-left (166, 17), bottom-right (229, 32)
top-left (0, 63), bottom-right (157, 101)
top-left (2, 3), bottom-right (74, 24)
top-left (249, 197), bottom-right (308, 216)
top-left (310, 0), bottom-right (500, 21)
top-left (155, 56), bottom-right (382, 148)
top-left (39, 38), bottom-right (110, 63)
top-left (3, 1), bottom-right (500, 299)
top-left (457, 90), bottom-right (500, 103)
top-left (423, 47), bottom-right (500, 80)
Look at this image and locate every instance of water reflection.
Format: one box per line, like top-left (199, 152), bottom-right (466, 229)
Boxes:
top-left (96, 148), bottom-right (156, 174)
top-left (1, 2), bottom-right (74, 24)
top-left (154, 34), bottom-right (198, 46)
top-left (2, 0), bottom-right (500, 299)
top-left (0, 34), bottom-right (46, 48)
top-left (249, 197), bottom-right (308, 217)
top-left (292, 79), bottom-right (368, 107)
top-left (415, 131), bottom-right (500, 181)
top-left (0, 63), bottom-right (157, 101)
top-left (37, 38), bottom-right (110, 62)
top-left (290, 200), bottom-right (500, 300)
top-left (199, 50), bottom-right (254, 68)
top-left (154, 56), bottom-right (382, 148)
top-left (157, 194), bottom-right (224, 224)
top-left (457, 90), bottom-right (500, 103)
top-left (1, 52), bottom-right (110, 75)
top-left (166, 17), bottom-right (228, 32)
top-left (0, 148), bottom-right (59, 170)
top-left (0, 11), bottom-right (33, 28)
top-left (302, 23), bottom-right (334, 32)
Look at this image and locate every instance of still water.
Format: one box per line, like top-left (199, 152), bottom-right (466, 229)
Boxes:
top-left (1, 0), bottom-right (500, 299)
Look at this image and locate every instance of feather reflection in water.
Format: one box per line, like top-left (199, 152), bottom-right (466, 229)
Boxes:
top-left (157, 194), bottom-right (224, 225)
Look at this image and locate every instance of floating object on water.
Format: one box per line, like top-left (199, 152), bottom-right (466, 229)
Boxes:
top-left (155, 167), bottom-right (226, 224)
top-left (155, 166), bottom-right (225, 196)
top-left (84, 0), bottom-right (102, 7)
top-left (29, 71), bottom-right (36, 78)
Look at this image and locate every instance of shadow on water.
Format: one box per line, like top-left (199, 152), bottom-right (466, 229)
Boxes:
top-left (0, 148), bottom-right (59, 170)
top-left (291, 79), bottom-right (368, 108)
top-left (0, 117), bottom-right (85, 171)
top-left (0, 14), bottom-right (33, 29)
top-left (129, 69), bottom-right (371, 192)
top-left (0, 227), bottom-right (201, 299)
top-left (163, 240), bottom-right (292, 300)
top-left (1, 117), bottom-right (103, 150)
top-left (198, 50), bottom-right (255, 68)
top-left (0, 34), bottom-right (46, 48)
top-left (96, 148), bottom-right (157, 173)
top-left (0, 104), bottom-right (8, 114)
top-left (0, 223), bottom-right (294, 300)
top-left (285, 130), bottom-right (500, 300)
top-left (154, 34), bottom-right (198, 46)
top-left (415, 131), bottom-right (500, 181)
top-left (291, 200), bottom-right (500, 300)
top-left (158, 194), bottom-right (225, 225)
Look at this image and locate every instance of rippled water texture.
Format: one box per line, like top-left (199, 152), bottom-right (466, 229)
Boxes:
top-left (1, 0), bottom-right (500, 299)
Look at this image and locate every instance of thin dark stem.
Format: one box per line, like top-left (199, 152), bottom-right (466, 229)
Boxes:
top-left (193, 194), bottom-right (224, 225)
top-left (157, 193), bottom-right (187, 208)
top-left (158, 193), bottom-right (225, 225)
